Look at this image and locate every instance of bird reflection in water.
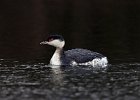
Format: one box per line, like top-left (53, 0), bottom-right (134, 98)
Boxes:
top-left (49, 65), bottom-right (64, 85)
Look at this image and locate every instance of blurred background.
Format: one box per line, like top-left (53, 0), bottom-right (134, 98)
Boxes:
top-left (0, 0), bottom-right (140, 63)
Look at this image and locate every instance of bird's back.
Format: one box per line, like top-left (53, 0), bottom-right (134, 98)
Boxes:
top-left (64, 48), bottom-right (104, 63)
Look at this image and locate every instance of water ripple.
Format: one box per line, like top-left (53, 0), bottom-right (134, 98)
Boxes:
top-left (0, 59), bottom-right (140, 100)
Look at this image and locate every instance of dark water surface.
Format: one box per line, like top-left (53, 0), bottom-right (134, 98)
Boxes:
top-left (0, 58), bottom-right (140, 100)
top-left (0, 0), bottom-right (140, 100)
top-left (0, 33), bottom-right (140, 100)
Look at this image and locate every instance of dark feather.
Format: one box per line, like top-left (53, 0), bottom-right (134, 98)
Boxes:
top-left (64, 48), bottom-right (104, 63)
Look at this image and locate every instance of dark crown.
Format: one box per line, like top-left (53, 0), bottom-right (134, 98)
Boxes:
top-left (47, 34), bottom-right (64, 42)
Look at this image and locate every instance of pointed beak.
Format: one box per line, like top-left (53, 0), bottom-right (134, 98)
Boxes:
top-left (40, 41), bottom-right (48, 45)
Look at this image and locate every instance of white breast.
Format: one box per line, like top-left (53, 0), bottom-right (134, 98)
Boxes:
top-left (50, 49), bottom-right (61, 65)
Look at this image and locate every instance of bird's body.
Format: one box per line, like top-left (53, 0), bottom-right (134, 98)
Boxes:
top-left (64, 48), bottom-right (103, 63)
top-left (40, 35), bottom-right (108, 68)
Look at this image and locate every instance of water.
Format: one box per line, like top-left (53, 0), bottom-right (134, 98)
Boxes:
top-left (0, 0), bottom-right (140, 99)
top-left (0, 58), bottom-right (140, 100)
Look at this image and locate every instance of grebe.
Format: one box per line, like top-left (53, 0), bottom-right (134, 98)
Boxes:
top-left (40, 35), bottom-right (108, 67)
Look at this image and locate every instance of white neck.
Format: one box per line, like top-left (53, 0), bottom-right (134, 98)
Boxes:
top-left (50, 48), bottom-right (62, 65)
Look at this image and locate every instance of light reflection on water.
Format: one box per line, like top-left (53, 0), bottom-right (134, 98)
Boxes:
top-left (0, 59), bottom-right (140, 100)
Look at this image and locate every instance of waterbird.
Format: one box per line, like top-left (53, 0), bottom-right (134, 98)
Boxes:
top-left (40, 34), bottom-right (108, 68)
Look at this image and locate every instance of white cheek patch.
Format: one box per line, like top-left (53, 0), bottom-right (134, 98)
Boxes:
top-left (48, 40), bottom-right (65, 48)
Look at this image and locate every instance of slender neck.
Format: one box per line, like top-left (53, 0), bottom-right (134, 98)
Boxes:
top-left (50, 47), bottom-right (64, 65)
top-left (55, 47), bottom-right (64, 54)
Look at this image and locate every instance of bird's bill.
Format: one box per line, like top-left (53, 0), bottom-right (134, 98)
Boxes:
top-left (40, 41), bottom-right (48, 45)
